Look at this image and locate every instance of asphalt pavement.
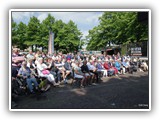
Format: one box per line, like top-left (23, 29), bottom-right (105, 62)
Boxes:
top-left (12, 71), bottom-right (149, 110)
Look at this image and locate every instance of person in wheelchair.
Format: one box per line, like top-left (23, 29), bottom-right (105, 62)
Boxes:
top-left (17, 61), bottom-right (39, 94)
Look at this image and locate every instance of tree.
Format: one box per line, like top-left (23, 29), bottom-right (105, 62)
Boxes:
top-left (12, 13), bottom-right (83, 53)
top-left (53, 20), bottom-right (82, 53)
top-left (40, 14), bottom-right (55, 51)
top-left (86, 12), bottom-right (148, 51)
top-left (11, 16), bottom-right (18, 47)
top-left (16, 22), bottom-right (28, 50)
top-left (25, 16), bottom-right (41, 51)
top-left (53, 19), bottom-right (66, 52)
top-left (63, 20), bottom-right (82, 52)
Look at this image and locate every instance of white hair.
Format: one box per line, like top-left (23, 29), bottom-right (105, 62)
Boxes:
top-left (38, 57), bottom-right (43, 62)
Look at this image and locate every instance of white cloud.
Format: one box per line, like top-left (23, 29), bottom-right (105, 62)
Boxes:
top-left (12, 12), bottom-right (36, 24)
top-left (86, 13), bottom-right (102, 23)
top-left (37, 13), bottom-right (48, 22)
top-left (81, 30), bottom-right (89, 39)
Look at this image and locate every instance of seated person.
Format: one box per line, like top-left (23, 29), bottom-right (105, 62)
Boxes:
top-left (36, 58), bottom-right (58, 86)
top-left (109, 59), bottom-right (118, 76)
top-left (55, 57), bottom-right (66, 82)
top-left (96, 60), bottom-right (108, 77)
top-left (122, 59), bottom-right (130, 73)
top-left (73, 61), bottom-right (86, 87)
top-left (81, 60), bottom-right (93, 85)
top-left (64, 59), bottom-right (73, 83)
top-left (46, 57), bottom-right (61, 83)
top-left (26, 50), bottom-right (35, 60)
top-left (141, 60), bottom-right (148, 71)
top-left (103, 60), bottom-right (115, 76)
top-left (87, 60), bottom-right (100, 83)
top-left (17, 61), bottom-right (39, 94)
top-left (122, 59), bottom-right (134, 74)
top-left (27, 59), bottom-right (37, 77)
top-left (114, 60), bottom-right (123, 74)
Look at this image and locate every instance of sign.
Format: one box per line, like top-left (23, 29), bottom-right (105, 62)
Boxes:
top-left (131, 47), bottom-right (142, 56)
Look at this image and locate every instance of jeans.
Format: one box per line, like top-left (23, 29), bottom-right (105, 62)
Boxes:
top-left (50, 71), bottom-right (61, 82)
top-left (108, 70), bottom-right (114, 76)
top-left (57, 71), bottom-right (61, 82)
top-left (26, 77), bottom-right (38, 92)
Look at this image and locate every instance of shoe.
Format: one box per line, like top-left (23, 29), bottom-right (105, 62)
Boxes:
top-left (41, 87), bottom-right (45, 91)
top-left (80, 85), bottom-right (85, 88)
top-left (45, 84), bottom-right (51, 91)
top-left (63, 79), bottom-right (68, 84)
top-left (54, 83), bottom-right (60, 86)
top-left (88, 84), bottom-right (92, 86)
top-left (92, 83), bottom-right (98, 86)
top-left (30, 91), bottom-right (35, 94)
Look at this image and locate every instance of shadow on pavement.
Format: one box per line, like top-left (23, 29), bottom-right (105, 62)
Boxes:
top-left (12, 72), bottom-right (149, 110)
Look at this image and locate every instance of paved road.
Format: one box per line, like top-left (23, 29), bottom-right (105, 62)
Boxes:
top-left (12, 71), bottom-right (149, 110)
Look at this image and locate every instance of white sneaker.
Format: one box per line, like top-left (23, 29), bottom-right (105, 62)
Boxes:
top-left (45, 84), bottom-right (51, 91)
top-left (92, 83), bottom-right (98, 86)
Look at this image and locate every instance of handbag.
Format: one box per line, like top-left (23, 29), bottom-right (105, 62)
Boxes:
top-left (42, 70), bottom-right (50, 75)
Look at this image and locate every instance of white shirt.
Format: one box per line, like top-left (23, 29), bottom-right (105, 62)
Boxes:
top-left (87, 63), bottom-right (96, 70)
top-left (36, 63), bottom-right (48, 76)
top-left (26, 54), bottom-right (34, 60)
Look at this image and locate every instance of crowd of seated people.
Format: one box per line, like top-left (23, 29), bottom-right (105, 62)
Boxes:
top-left (11, 49), bottom-right (149, 105)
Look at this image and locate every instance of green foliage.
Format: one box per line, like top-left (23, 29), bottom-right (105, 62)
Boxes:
top-left (11, 14), bottom-right (82, 53)
top-left (16, 22), bottom-right (28, 49)
top-left (86, 12), bottom-right (148, 51)
top-left (12, 17), bottom-right (18, 46)
top-left (25, 16), bottom-right (41, 48)
top-left (39, 14), bottom-right (55, 49)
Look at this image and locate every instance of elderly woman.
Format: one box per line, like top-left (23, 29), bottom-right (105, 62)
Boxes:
top-left (36, 57), bottom-right (58, 86)
top-left (87, 60), bottom-right (100, 83)
top-left (55, 57), bottom-right (66, 82)
top-left (103, 59), bottom-right (115, 76)
top-left (46, 57), bottom-right (61, 84)
top-left (96, 60), bottom-right (108, 77)
top-left (141, 60), bottom-right (148, 71)
top-left (18, 61), bottom-right (39, 93)
top-left (73, 61), bottom-right (86, 87)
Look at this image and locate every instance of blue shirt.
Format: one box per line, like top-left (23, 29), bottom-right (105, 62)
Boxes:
top-left (18, 67), bottom-right (31, 77)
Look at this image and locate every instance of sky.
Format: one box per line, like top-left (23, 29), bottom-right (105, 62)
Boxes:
top-left (12, 11), bottom-right (104, 40)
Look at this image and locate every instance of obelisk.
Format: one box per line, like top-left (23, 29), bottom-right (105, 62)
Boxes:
top-left (48, 30), bottom-right (54, 55)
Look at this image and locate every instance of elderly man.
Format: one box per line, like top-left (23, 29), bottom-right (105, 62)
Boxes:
top-left (64, 59), bottom-right (73, 83)
top-left (96, 59), bottom-right (108, 77)
top-left (18, 61), bottom-right (39, 94)
top-left (26, 50), bottom-right (35, 60)
top-left (87, 60), bottom-right (101, 84)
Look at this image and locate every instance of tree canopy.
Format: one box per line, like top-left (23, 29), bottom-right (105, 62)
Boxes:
top-left (11, 14), bottom-right (82, 53)
top-left (86, 12), bottom-right (148, 51)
